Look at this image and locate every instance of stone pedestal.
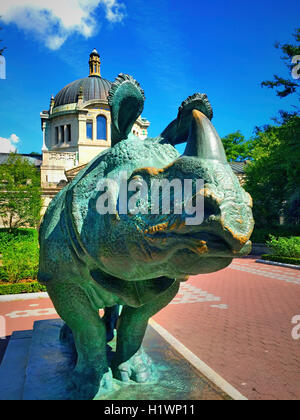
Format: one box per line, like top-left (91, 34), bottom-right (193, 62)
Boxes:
top-left (0, 319), bottom-right (229, 400)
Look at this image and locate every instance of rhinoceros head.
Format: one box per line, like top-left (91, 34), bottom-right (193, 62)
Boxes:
top-left (73, 75), bottom-right (254, 281)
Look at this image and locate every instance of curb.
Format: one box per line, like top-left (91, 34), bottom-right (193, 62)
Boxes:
top-left (0, 292), bottom-right (49, 302)
top-left (149, 319), bottom-right (248, 401)
top-left (256, 259), bottom-right (300, 270)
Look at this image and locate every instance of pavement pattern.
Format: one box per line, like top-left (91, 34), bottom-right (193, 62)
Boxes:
top-left (0, 257), bottom-right (299, 400)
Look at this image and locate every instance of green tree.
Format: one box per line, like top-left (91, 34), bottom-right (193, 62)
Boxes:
top-left (244, 115), bottom-right (300, 227)
top-left (28, 152), bottom-right (42, 157)
top-left (0, 154), bottom-right (42, 231)
top-left (261, 28), bottom-right (300, 99)
top-left (285, 188), bottom-right (300, 224)
top-left (221, 131), bottom-right (254, 161)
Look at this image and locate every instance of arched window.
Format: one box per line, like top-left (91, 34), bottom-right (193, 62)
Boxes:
top-left (97, 115), bottom-right (107, 140)
top-left (67, 124), bottom-right (71, 142)
top-left (86, 121), bottom-right (93, 140)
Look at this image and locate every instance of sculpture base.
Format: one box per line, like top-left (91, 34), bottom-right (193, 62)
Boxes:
top-left (0, 319), bottom-right (230, 400)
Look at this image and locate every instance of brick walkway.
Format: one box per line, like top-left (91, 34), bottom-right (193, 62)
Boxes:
top-left (0, 257), bottom-right (299, 400)
top-left (154, 258), bottom-right (300, 400)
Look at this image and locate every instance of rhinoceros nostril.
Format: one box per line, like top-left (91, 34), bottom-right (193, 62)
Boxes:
top-left (221, 220), bottom-right (251, 247)
top-left (197, 188), bottom-right (223, 205)
top-left (193, 188), bottom-right (222, 221)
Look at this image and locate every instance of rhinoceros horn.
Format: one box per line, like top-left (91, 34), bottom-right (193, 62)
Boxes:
top-left (184, 110), bottom-right (227, 163)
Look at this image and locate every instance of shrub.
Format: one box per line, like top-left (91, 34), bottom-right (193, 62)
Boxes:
top-left (266, 236), bottom-right (300, 258)
top-left (0, 228), bottom-right (38, 252)
top-left (0, 228), bottom-right (39, 283)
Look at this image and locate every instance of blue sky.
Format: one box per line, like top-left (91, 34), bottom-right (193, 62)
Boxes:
top-left (0, 0), bottom-right (299, 154)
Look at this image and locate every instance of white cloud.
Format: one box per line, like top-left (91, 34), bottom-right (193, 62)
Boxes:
top-left (102, 0), bottom-right (126, 22)
top-left (0, 134), bottom-right (20, 153)
top-left (0, 0), bottom-right (126, 50)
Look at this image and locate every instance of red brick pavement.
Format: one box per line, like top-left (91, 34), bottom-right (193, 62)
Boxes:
top-left (0, 297), bottom-right (58, 338)
top-left (0, 257), bottom-right (299, 400)
top-left (154, 258), bottom-right (300, 400)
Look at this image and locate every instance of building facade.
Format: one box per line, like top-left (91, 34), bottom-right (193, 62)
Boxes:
top-left (40, 49), bottom-right (150, 214)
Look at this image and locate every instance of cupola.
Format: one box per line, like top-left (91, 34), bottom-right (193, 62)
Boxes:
top-left (89, 48), bottom-right (101, 77)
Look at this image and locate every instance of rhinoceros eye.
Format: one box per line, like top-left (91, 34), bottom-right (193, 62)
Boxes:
top-left (131, 175), bottom-right (143, 181)
top-left (130, 175), bottom-right (144, 189)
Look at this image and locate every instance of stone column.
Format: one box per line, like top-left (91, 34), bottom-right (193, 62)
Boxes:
top-left (42, 121), bottom-right (48, 151)
top-left (63, 125), bottom-right (67, 143)
top-left (78, 113), bottom-right (87, 143)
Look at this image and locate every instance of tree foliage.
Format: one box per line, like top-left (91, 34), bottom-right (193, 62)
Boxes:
top-left (29, 152), bottom-right (42, 157)
top-left (261, 28), bottom-right (300, 99)
top-left (0, 154), bottom-right (42, 231)
top-left (244, 115), bottom-right (300, 227)
top-left (244, 29), bottom-right (300, 228)
top-left (221, 131), bottom-right (254, 161)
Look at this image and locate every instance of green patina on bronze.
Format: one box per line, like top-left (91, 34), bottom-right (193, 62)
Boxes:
top-left (38, 73), bottom-right (254, 400)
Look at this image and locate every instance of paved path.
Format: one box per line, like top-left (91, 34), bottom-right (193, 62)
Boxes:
top-left (154, 258), bottom-right (300, 400)
top-left (0, 257), bottom-right (299, 400)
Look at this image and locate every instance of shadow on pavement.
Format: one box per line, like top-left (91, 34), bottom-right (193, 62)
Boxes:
top-left (0, 336), bottom-right (10, 365)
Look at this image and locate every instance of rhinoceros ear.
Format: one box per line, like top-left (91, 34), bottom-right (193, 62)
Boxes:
top-left (160, 93), bottom-right (213, 146)
top-left (108, 73), bottom-right (145, 146)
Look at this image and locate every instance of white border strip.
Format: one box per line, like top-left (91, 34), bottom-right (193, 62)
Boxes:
top-left (256, 259), bottom-right (300, 270)
top-left (149, 319), bottom-right (248, 401)
top-left (0, 292), bottom-right (49, 302)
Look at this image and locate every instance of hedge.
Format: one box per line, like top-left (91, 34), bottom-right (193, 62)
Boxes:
top-left (0, 282), bottom-right (46, 295)
top-left (261, 254), bottom-right (300, 266)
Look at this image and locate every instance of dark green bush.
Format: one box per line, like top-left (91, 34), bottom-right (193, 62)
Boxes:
top-left (250, 225), bottom-right (300, 243)
top-left (0, 282), bottom-right (46, 295)
top-left (266, 236), bottom-right (300, 258)
top-left (261, 254), bottom-right (300, 266)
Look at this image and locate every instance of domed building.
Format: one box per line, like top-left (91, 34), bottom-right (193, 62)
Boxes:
top-left (40, 49), bottom-right (150, 213)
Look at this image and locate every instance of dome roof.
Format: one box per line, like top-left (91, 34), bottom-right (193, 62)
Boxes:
top-left (54, 76), bottom-right (112, 108)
